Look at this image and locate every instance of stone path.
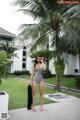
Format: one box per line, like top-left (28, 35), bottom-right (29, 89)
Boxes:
top-left (9, 95), bottom-right (80, 120)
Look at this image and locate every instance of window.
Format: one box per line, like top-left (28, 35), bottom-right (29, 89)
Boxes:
top-left (22, 63), bottom-right (26, 68)
top-left (23, 58), bottom-right (26, 62)
top-left (23, 51), bottom-right (26, 56)
top-left (23, 46), bottom-right (26, 50)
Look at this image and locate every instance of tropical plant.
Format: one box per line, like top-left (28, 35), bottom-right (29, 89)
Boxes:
top-left (75, 76), bottom-right (80, 89)
top-left (30, 49), bottom-right (56, 70)
top-left (54, 59), bottom-right (65, 90)
top-left (0, 41), bottom-right (15, 57)
top-left (0, 51), bottom-right (9, 84)
top-left (30, 50), bottom-right (55, 59)
top-left (12, 0), bottom-right (80, 90)
top-left (60, 18), bottom-right (80, 55)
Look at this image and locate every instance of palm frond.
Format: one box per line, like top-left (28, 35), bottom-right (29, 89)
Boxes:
top-left (42, 0), bottom-right (58, 12)
top-left (12, 0), bottom-right (80, 56)
top-left (63, 4), bottom-right (80, 18)
top-left (18, 23), bottom-right (39, 40)
top-left (13, 0), bottom-right (40, 8)
top-left (18, 8), bottom-right (46, 20)
top-left (61, 18), bottom-right (80, 54)
top-left (12, 0), bottom-right (47, 19)
top-left (29, 33), bottom-right (49, 53)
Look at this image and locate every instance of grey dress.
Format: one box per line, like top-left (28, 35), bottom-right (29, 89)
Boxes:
top-left (32, 65), bottom-right (43, 83)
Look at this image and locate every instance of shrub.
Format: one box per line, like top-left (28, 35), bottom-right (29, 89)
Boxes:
top-left (0, 51), bottom-right (9, 84)
top-left (14, 70), bottom-right (30, 75)
top-left (30, 50), bottom-right (55, 59)
top-left (42, 69), bottom-right (52, 78)
top-left (75, 76), bottom-right (80, 89)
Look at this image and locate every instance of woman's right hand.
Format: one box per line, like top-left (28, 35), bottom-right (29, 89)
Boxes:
top-left (41, 57), bottom-right (44, 63)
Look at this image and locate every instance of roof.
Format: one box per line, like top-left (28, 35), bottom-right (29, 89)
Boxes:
top-left (0, 27), bottom-right (15, 38)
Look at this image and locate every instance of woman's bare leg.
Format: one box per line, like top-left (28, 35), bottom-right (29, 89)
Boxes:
top-left (39, 80), bottom-right (44, 111)
top-left (32, 80), bottom-right (37, 111)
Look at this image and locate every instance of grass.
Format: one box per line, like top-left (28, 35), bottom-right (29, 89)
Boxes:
top-left (45, 77), bottom-right (76, 88)
top-left (0, 75), bottom-right (55, 110)
top-left (0, 75), bottom-right (80, 110)
top-left (45, 77), bottom-right (80, 98)
top-left (62, 91), bottom-right (80, 98)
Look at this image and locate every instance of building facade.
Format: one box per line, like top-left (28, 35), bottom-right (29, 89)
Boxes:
top-left (11, 42), bottom-right (80, 76)
top-left (0, 27), bottom-right (80, 75)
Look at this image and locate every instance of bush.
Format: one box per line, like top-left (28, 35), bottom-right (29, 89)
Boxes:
top-left (14, 70), bottom-right (30, 75)
top-left (30, 50), bottom-right (55, 59)
top-left (75, 76), bottom-right (80, 89)
top-left (42, 69), bottom-right (52, 78)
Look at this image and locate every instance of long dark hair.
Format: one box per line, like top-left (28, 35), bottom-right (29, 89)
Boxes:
top-left (34, 57), bottom-right (42, 67)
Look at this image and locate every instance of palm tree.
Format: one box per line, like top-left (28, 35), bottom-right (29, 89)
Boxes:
top-left (12, 0), bottom-right (80, 90)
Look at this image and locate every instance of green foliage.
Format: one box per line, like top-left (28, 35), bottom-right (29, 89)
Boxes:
top-left (13, 70), bottom-right (30, 75)
top-left (55, 59), bottom-right (65, 80)
top-left (0, 51), bottom-right (9, 84)
top-left (42, 0), bottom-right (58, 12)
top-left (12, 0), bottom-right (80, 90)
top-left (30, 50), bottom-right (55, 59)
top-left (62, 18), bottom-right (80, 54)
top-left (30, 50), bottom-right (56, 70)
top-left (45, 77), bottom-right (76, 89)
top-left (75, 76), bottom-right (80, 89)
top-left (0, 41), bottom-right (15, 57)
top-left (42, 69), bottom-right (52, 78)
top-left (54, 59), bottom-right (65, 90)
top-left (0, 51), bottom-right (8, 70)
top-left (0, 76), bottom-right (55, 109)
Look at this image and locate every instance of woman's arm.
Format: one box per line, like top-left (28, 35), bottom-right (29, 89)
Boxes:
top-left (41, 58), bottom-right (46, 70)
top-left (30, 64), bottom-right (35, 80)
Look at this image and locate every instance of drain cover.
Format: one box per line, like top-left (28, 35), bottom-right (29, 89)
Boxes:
top-left (44, 93), bottom-right (70, 101)
top-left (48, 93), bottom-right (68, 99)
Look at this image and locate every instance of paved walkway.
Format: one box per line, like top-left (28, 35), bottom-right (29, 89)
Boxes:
top-left (9, 96), bottom-right (80, 120)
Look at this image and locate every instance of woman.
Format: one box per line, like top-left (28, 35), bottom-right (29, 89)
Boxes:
top-left (30, 56), bottom-right (46, 111)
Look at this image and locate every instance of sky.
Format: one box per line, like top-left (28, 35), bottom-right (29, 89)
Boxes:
top-left (0, 0), bottom-right (35, 34)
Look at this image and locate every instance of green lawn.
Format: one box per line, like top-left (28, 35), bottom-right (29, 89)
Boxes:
top-left (45, 77), bottom-right (80, 98)
top-left (0, 75), bottom-right (55, 110)
top-left (45, 77), bottom-right (76, 88)
top-left (0, 75), bottom-right (79, 110)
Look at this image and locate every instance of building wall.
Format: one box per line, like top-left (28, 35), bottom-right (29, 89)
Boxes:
top-left (26, 56), bottom-right (33, 73)
top-left (11, 46), bottom-right (33, 73)
top-left (49, 59), bottom-right (55, 74)
top-left (64, 54), bottom-right (76, 75)
top-left (75, 54), bottom-right (80, 75)
top-left (64, 54), bottom-right (80, 75)
top-left (11, 48), bottom-right (23, 73)
top-left (11, 46), bottom-right (80, 75)
top-left (10, 36), bottom-right (80, 75)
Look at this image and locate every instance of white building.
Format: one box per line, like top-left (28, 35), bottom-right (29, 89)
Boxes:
top-left (0, 27), bottom-right (80, 75)
top-left (11, 47), bottom-right (80, 75)
top-left (11, 46), bottom-right (32, 73)
top-left (11, 38), bottom-right (80, 76)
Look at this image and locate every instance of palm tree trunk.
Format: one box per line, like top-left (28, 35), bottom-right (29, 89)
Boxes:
top-left (46, 44), bottom-right (49, 70)
top-left (55, 29), bottom-right (61, 90)
top-left (46, 59), bottom-right (49, 70)
top-left (50, 14), bottom-right (61, 90)
top-left (55, 30), bottom-right (60, 62)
